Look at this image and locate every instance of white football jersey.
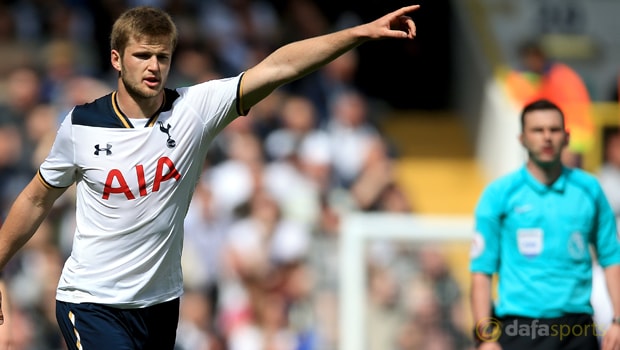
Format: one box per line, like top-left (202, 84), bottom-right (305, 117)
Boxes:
top-left (39, 74), bottom-right (244, 308)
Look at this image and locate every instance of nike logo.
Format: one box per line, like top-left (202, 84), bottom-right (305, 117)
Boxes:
top-left (514, 204), bottom-right (533, 213)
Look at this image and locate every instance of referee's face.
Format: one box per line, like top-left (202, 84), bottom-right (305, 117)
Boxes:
top-left (520, 109), bottom-right (568, 166)
top-left (112, 36), bottom-right (173, 100)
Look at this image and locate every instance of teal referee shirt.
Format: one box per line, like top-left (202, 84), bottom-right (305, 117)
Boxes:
top-left (470, 165), bottom-right (620, 318)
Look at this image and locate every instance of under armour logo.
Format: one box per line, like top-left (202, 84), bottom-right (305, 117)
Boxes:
top-left (94, 144), bottom-right (112, 156)
top-left (158, 121), bottom-right (176, 148)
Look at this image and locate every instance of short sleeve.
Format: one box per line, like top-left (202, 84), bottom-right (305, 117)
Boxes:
top-left (592, 183), bottom-right (620, 268)
top-left (470, 184), bottom-right (503, 274)
top-left (38, 112), bottom-right (77, 188)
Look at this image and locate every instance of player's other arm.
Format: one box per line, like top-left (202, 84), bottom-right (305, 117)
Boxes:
top-left (0, 175), bottom-right (66, 272)
top-left (239, 4), bottom-right (419, 112)
top-left (0, 277), bottom-right (10, 349)
top-left (0, 175), bottom-right (65, 334)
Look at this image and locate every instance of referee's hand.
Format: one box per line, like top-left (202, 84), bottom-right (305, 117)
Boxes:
top-left (602, 323), bottom-right (620, 350)
top-left (478, 341), bottom-right (502, 349)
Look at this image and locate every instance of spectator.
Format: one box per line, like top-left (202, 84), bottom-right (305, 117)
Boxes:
top-left (598, 130), bottom-right (620, 221)
top-left (324, 88), bottom-right (384, 190)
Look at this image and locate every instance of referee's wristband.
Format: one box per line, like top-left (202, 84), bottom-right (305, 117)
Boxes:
top-left (612, 316), bottom-right (620, 325)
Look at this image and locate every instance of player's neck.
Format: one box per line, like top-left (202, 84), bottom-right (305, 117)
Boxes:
top-left (115, 86), bottom-right (164, 119)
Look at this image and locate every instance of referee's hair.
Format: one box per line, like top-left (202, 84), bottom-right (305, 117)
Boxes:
top-left (520, 99), bottom-right (565, 131)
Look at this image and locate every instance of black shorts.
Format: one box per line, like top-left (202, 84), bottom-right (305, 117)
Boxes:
top-left (56, 298), bottom-right (180, 350)
top-left (497, 313), bottom-right (601, 350)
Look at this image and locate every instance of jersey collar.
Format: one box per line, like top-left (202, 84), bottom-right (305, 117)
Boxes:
top-left (521, 165), bottom-right (568, 193)
top-left (111, 89), bottom-right (178, 128)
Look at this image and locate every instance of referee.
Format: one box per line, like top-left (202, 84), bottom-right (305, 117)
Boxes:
top-left (470, 99), bottom-right (620, 350)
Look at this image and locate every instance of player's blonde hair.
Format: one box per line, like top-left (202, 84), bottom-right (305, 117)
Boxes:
top-left (110, 6), bottom-right (178, 56)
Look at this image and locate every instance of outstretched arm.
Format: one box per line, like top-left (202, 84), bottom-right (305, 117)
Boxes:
top-left (239, 4), bottom-right (419, 112)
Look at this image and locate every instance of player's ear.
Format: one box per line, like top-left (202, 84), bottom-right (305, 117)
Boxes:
top-left (111, 50), bottom-right (122, 72)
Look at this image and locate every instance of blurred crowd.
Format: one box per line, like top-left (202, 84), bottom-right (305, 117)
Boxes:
top-left (0, 0), bottom-right (473, 349)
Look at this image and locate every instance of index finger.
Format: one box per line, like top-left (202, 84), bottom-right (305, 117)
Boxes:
top-left (394, 4), bottom-right (421, 16)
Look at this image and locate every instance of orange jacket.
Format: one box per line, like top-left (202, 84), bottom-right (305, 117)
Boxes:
top-left (505, 63), bottom-right (594, 153)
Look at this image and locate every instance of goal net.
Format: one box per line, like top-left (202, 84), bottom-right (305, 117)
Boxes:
top-left (338, 212), bottom-right (474, 350)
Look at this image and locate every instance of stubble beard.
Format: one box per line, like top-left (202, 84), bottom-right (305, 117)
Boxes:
top-left (120, 69), bottom-right (162, 102)
top-left (529, 150), bottom-right (561, 169)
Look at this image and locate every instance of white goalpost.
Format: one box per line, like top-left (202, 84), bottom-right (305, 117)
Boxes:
top-left (338, 212), bottom-right (474, 350)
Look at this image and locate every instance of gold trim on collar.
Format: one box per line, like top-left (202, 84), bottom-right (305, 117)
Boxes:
top-left (111, 91), bottom-right (132, 128)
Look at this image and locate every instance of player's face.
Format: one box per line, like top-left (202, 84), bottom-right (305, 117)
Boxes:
top-left (520, 109), bottom-right (568, 167)
top-left (112, 36), bottom-right (172, 99)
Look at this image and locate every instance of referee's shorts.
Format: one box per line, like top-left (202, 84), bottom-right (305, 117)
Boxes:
top-left (496, 313), bottom-right (600, 350)
top-left (56, 298), bottom-right (179, 350)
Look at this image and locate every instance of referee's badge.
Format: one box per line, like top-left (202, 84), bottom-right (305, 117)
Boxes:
top-left (470, 232), bottom-right (485, 259)
top-left (517, 228), bottom-right (543, 258)
top-left (567, 232), bottom-right (586, 260)
top-left (158, 121), bottom-right (176, 148)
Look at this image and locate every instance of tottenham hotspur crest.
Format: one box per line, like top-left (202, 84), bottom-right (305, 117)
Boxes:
top-left (158, 121), bottom-right (176, 148)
